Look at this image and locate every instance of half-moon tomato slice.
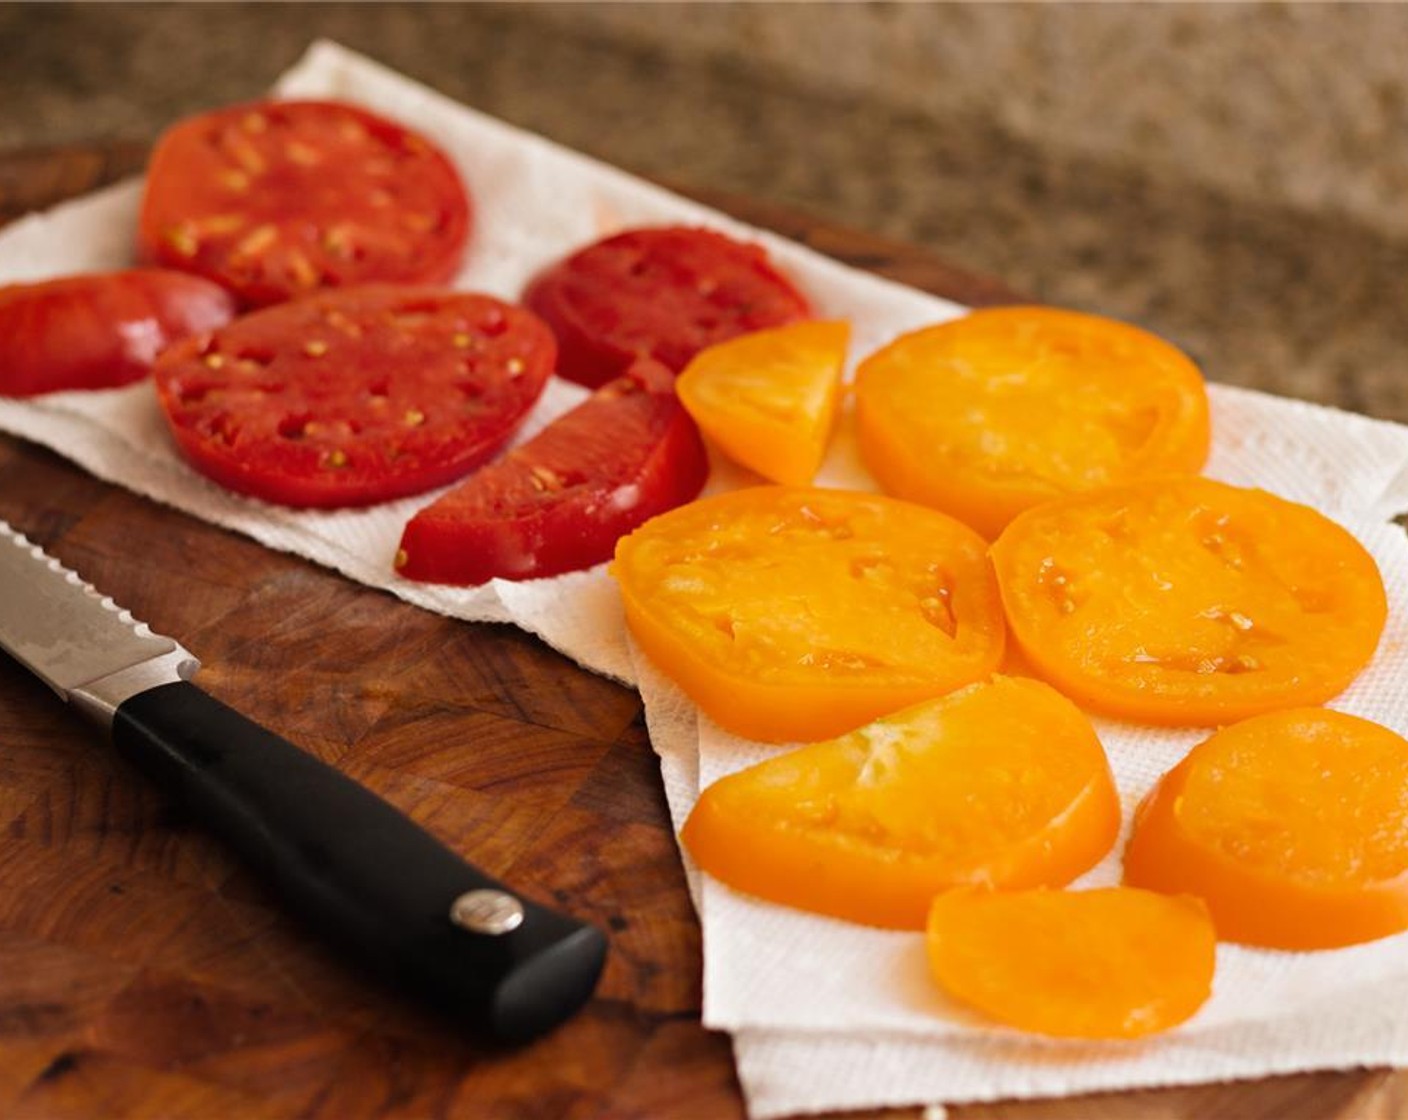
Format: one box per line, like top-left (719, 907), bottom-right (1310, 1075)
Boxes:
top-left (1125, 708), bottom-right (1408, 949)
top-left (927, 888), bottom-right (1215, 1039)
top-left (612, 486), bottom-right (1005, 743)
top-left (675, 319), bottom-right (848, 485)
top-left (990, 476), bottom-right (1386, 724)
top-left (139, 100), bottom-right (471, 307)
top-left (682, 677), bottom-right (1119, 929)
top-left (152, 286), bottom-right (553, 509)
top-left (0, 270), bottom-right (236, 397)
top-left (523, 226), bottom-right (812, 388)
top-left (855, 307), bottom-right (1210, 538)
top-left (396, 358), bottom-right (708, 585)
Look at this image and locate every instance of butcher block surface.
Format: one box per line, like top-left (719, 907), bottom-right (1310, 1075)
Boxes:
top-left (0, 143), bottom-right (1401, 1120)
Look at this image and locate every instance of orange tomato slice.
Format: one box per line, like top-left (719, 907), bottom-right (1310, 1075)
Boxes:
top-left (675, 320), bottom-right (849, 485)
top-left (1125, 708), bottom-right (1408, 949)
top-left (927, 888), bottom-right (1215, 1039)
top-left (682, 677), bottom-right (1120, 928)
top-left (854, 307), bottom-right (1210, 538)
top-left (990, 476), bottom-right (1386, 725)
top-left (612, 486), bottom-right (1005, 743)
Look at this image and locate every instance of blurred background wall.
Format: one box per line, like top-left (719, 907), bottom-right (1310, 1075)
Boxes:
top-left (541, 3), bottom-right (1408, 241)
top-left (2, 2), bottom-right (1406, 416)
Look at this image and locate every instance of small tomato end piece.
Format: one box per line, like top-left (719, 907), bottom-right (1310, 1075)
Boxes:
top-left (926, 887), bottom-right (1215, 1039)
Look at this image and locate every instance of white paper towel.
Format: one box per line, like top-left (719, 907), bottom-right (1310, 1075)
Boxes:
top-left (5, 40), bottom-right (1408, 1119)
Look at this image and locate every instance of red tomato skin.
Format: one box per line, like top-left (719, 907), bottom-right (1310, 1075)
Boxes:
top-left (522, 226), bottom-right (812, 388)
top-left (138, 100), bottom-right (471, 307)
top-left (0, 270), bottom-right (236, 397)
top-left (152, 286), bottom-right (554, 509)
top-left (397, 359), bottom-right (708, 585)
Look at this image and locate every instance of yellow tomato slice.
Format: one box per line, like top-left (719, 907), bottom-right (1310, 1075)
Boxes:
top-left (855, 306), bottom-right (1210, 538)
top-left (1125, 709), bottom-right (1408, 949)
top-left (676, 320), bottom-right (849, 485)
top-left (682, 677), bottom-right (1120, 929)
top-left (990, 476), bottom-right (1386, 724)
top-left (927, 888), bottom-right (1215, 1039)
top-left (612, 486), bottom-right (1005, 742)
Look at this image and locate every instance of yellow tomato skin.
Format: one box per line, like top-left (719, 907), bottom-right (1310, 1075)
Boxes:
top-left (683, 677), bottom-right (1120, 928)
top-left (1125, 709), bottom-right (1408, 949)
top-left (927, 888), bottom-right (1215, 1039)
top-left (854, 306), bottom-right (1210, 539)
top-left (676, 320), bottom-right (849, 486)
top-left (612, 486), bottom-right (1005, 743)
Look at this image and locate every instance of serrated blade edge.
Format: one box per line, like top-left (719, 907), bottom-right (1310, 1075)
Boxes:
top-left (0, 520), bottom-right (194, 702)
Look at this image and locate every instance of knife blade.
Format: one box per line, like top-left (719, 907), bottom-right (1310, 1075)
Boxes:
top-left (0, 519), bottom-right (606, 1042)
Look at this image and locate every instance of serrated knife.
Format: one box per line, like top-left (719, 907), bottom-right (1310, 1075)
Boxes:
top-left (0, 519), bottom-right (606, 1042)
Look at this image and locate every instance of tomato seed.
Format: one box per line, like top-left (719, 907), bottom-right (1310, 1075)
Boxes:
top-left (285, 140), bottom-right (321, 166)
top-left (321, 226), bottom-right (356, 259)
top-left (195, 214), bottom-right (247, 237)
top-left (227, 139), bottom-right (267, 175)
top-left (404, 409), bottom-right (426, 427)
top-left (303, 340), bottom-right (329, 358)
top-left (234, 225), bottom-right (278, 258)
top-left (163, 226), bottom-right (199, 258)
top-left (287, 252), bottom-right (319, 290)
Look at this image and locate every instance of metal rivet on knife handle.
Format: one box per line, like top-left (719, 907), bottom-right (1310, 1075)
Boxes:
top-left (450, 889), bottom-right (525, 936)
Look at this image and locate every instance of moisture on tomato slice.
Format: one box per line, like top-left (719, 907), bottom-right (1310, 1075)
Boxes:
top-left (0, 270), bottom-right (236, 397)
top-left (676, 319), bottom-right (848, 486)
top-left (396, 358), bottom-right (708, 585)
top-left (682, 677), bottom-right (1120, 929)
top-left (522, 226), bottom-right (813, 388)
top-left (152, 285), bottom-right (553, 509)
top-left (139, 100), bottom-right (472, 307)
top-left (990, 476), bottom-right (1387, 724)
top-left (612, 486), bottom-right (1006, 743)
top-left (927, 888), bottom-right (1215, 1039)
top-left (1125, 709), bottom-right (1408, 949)
top-left (855, 306), bottom-right (1210, 539)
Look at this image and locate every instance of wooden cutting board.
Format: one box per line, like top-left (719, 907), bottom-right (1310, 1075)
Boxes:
top-left (0, 142), bottom-right (1398, 1120)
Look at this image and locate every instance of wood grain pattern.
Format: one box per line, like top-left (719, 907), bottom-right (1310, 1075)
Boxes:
top-left (0, 142), bottom-right (1399, 1120)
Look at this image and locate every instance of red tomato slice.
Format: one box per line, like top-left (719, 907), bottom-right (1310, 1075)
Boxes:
top-left (396, 358), bottom-right (708, 584)
top-left (152, 286), bottom-right (553, 509)
top-left (138, 100), bottom-right (472, 307)
top-left (0, 270), bottom-right (236, 398)
top-left (523, 226), bottom-right (813, 387)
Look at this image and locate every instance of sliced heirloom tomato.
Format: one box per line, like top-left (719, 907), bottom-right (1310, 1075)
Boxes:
top-left (139, 100), bottom-right (471, 307)
top-left (991, 476), bottom-right (1386, 724)
top-left (1125, 709), bottom-right (1408, 949)
top-left (523, 226), bottom-right (812, 388)
top-left (927, 888), bottom-right (1215, 1039)
top-left (152, 286), bottom-right (553, 508)
top-left (676, 320), bottom-right (848, 485)
top-left (0, 270), bottom-right (235, 397)
top-left (855, 307), bottom-right (1211, 539)
top-left (681, 677), bottom-right (1120, 929)
top-left (612, 486), bottom-right (1005, 743)
top-left (396, 359), bottom-right (708, 585)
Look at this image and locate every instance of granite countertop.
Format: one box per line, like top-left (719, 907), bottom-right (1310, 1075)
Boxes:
top-left (3, 2), bottom-right (1405, 422)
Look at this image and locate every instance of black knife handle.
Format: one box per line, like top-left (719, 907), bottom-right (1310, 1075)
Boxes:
top-left (111, 680), bottom-right (606, 1042)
